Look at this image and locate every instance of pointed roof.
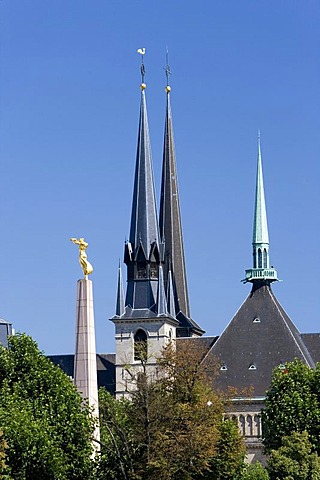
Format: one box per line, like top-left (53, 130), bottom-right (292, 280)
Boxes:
top-left (157, 265), bottom-right (168, 316)
top-left (129, 85), bottom-right (160, 258)
top-left (205, 284), bottom-right (314, 397)
top-left (244, 133), bottom-right (278, 284)
top-left (159, 86), bottom-right (190, 317)
top-left (115, 261), bottom-right (125, 316)
top-left (253, 132), bottom-right (269, 245)
top-left (167, 269), bottom-right (176, 317)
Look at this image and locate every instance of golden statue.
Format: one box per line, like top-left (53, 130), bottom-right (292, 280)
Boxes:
top-left (70, 237), bottom-right (93, 278)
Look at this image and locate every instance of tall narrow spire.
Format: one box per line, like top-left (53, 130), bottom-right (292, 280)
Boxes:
top-left (115, 261), bottom-right (125, 316)
top-left (129, 85), bottom-right (160, 256)
top-left (124, 58), bottom-right (162, 311)
top-left (159, 74), bottom-right (190, 318)
top-left (253, 131), bottom-right (269, 247)
top-left (157, 265), bottom-right (168, 316)
top-left (244, 133), bottom-right (278, 284)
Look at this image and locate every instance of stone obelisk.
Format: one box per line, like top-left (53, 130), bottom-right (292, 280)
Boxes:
top-left (70, 238), bottom-right (100, 448)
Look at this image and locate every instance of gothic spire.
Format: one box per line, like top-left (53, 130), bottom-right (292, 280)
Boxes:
top-left (115, 260), bottom-right (125, 316)
top-left (124, 59), bottom-right (162, 312)
top-left (129, 83), bottom-right (160, 256)
top-left (159, 81), bottom-right (190, 318)
top-left (244, 133), bottom-right (278, 284)
top-left (167, 269), bottom-right (176, 317)
top-left (157, 265), bottom-right (168, 316)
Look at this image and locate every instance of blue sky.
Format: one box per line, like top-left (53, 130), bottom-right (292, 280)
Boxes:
top-left (0, 1), bottom-right (319, 355)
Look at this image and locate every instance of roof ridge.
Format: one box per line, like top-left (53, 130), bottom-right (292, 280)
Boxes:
top-left (267, 288), bottom-right (314, 367)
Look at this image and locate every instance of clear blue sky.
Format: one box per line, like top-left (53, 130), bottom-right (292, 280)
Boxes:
top-left (0, 1), bottom-right (319, 355)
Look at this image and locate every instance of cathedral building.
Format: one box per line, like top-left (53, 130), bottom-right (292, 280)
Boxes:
top-left (50, 70), bottom-right (320, 462)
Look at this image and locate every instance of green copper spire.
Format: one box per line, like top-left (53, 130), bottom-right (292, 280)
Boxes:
top-left (243, 133), bottom-right (278, 284)
top-left (253, 132), bottom-right (269, 247)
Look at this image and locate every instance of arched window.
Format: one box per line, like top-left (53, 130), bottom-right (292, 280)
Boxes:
top-left (254, 415), bottom-right (261, 437)
top-left (263, 248), bottom-right (268, 268)
top-left (247, 415), bottom-right (253, 436)
top-left (239, 415), bottom-right (245, 436)
top-left (258, 248), bottom-right (262, 268)
top-left (134, 329), bottom-right (148, 361)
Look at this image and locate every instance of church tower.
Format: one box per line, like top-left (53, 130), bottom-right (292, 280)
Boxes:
top-left (111, 62), bottom-right (179, 397)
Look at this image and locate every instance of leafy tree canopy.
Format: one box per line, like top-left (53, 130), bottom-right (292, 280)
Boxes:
top-left (267, 431), bottom-right (320, 480)
top-left (242, 462), bottom-right (269, 480)
top-left (98, 341), bottom-right (245, 480)
top-left (0, 334), bottom-right (95, 480)
top-left (262, 359), bottom-right (320, 453)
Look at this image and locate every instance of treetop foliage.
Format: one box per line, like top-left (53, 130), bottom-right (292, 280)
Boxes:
top-left (0, 333), bottom-right (95, 480)
top-left (262, 359), bottom-right (320, 454)
top-left (98, 340), bottom-right (245, 480)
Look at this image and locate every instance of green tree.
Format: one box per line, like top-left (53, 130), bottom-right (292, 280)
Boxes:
top-left (242, 462), bottom-right (269, 480)
top-left (97, 388), bottom-right (136, 480)
top-left (262, 360), bottom-right (320, 453)
top-left (98, 341), bottom-right (245, 480)
top-left (267, 431), bottom-right (320, 480)
top-left (0, 334), bottom-right (95, 480)
top-left (199, 418), bottom-right (245, 480)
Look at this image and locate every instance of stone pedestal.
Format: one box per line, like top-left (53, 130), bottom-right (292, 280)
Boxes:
top-left (74, 278), bottom-right (100, 446)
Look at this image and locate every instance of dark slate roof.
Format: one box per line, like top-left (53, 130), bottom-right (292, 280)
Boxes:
top-left (159, 91), bottom-right (191, 318)
top-left (129, 89), bottom-right (160, 258)
top-left (176, 311), bottom-right (205, 337)
top-left (204, 284), bottom-right (315, 397)
top-left (301, 334), bottom-right (320, 364)
top-left (48, 354), bottom-right (116, 395)
top-left (176, 336), bottom-right (218, 354)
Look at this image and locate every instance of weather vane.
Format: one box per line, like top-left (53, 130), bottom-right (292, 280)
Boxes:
top-left (137, 48), bottom-right (146, 85)
top-left (164, 48), bottom-right (171, 86)
top-left (70, 237), bottom-right (93, 279)
top-left (164, 48), bottom-right (172, 93)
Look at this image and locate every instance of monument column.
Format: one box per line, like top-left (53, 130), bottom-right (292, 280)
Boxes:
top-left (70, 238), bottom-right (100, 447)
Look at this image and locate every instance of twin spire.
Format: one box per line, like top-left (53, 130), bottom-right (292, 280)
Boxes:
top-left (115, 56), bottom-right (279, 330)
top-left (116, 57), bottom-right (203, 336)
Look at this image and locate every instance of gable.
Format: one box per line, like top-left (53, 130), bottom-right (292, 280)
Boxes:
top-left (205, 285), bottom-right (314, 397)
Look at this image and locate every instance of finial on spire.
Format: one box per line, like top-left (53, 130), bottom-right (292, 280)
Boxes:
top-left (137, 48), bottom-right (146, 89)
top-left (164, 47), bottom-right (171, 93)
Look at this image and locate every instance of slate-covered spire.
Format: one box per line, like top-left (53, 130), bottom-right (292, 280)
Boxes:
top-left (157, 265), bottom-right (168, 316)
top-left (167, 269), bottom-right (176, 317)
top-left (129, 85), bottom-right (160, 256)
top-left (115, 261), bottom-right (125, 316)
top-left (159, 83), bottom-right (190, 318)
top-left (244, 133), bottom-right (278, 284)
top-left (124, 78), bottom-right (162, 312)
